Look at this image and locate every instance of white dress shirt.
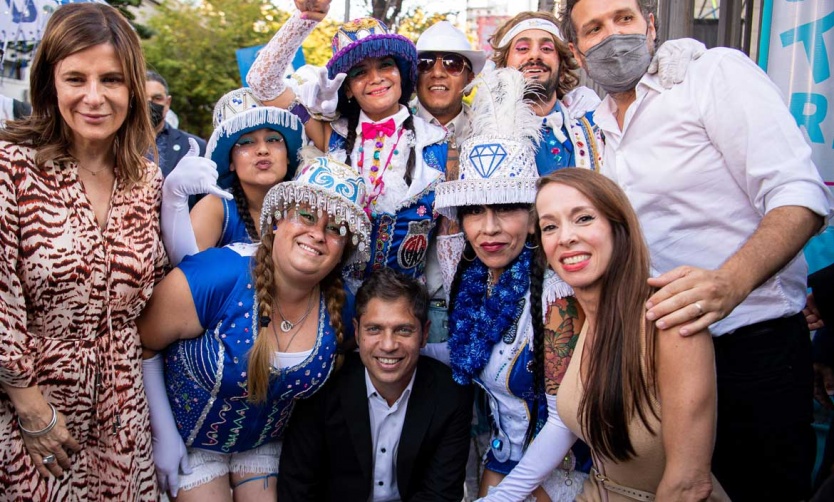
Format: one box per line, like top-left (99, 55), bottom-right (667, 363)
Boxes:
top-left (413, 99), bottom-right (473, 147)
top-left (594, 47), bottom-right (833, 336)
top-left (365, 369), bottom-right (416, 502)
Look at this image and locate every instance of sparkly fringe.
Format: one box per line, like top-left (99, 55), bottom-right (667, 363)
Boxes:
top-left (206, 107), bottom-right (301, 159)
top-left (326, 34), bottom-right (417, 82)
top-left (434, 179), bottom-right (538, 219)
top-left (542, 269), bottom-right (575, 319)
top-left (259, 183), bottom-right (371, 265)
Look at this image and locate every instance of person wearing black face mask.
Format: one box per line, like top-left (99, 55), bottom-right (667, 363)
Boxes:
top-left (146, 70), bottom-right (206, 178)
top-left (561, 1), bottom-right (834, 501)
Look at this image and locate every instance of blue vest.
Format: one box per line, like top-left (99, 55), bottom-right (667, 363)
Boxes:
top-left (217, 198), bottom-right (251, 247)
top-left (535, 106), bottom-right (602, 175)
top-left (329, 133), bottom-right (447, 284)
top-left (165, 245), bottom-right (349, 452)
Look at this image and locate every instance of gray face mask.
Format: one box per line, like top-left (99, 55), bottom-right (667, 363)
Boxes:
top-left (580, 33), bottom-right (652, 93)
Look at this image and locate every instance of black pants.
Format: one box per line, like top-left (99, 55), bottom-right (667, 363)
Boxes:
top-left (712, 313), bottom-right (815, 501)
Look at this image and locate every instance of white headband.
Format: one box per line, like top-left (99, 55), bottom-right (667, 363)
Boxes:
top-left (498, 19), bottom-right (564, 48)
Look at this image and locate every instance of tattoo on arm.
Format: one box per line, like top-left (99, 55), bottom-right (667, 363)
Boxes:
top-left (544, 297), bottom-right (581, 395)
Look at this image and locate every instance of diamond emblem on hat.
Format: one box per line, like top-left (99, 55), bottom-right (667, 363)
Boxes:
top-left (469, 143), bottom-right (507, 178)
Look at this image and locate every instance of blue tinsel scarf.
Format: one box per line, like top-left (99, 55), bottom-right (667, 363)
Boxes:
top-left (448, 247), bottom-right (532, 385)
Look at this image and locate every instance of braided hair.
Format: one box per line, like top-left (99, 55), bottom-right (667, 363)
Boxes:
top-left (230, 177), bottom-right (259, 242)
top-left (247, 224), bottom-right (354, 403)
top-left (523, 239), bottom-right (547, 449)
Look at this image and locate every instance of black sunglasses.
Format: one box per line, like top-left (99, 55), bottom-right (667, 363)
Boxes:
top-left (417, 52), bottom-right (471, 76)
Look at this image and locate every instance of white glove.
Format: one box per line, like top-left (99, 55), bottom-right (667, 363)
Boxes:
top-left (648, 38), bottom-right (707, 89)
top-left (247, 11), bottom-right (319, 102)
top-left (292, 65), bottom-right (346, 120)
top-left (143, 355), bottom-right (192, 497)
top-left (161, 138), bottom-right (231, 265)
top-left (561, 86), bottom-right (601, 120)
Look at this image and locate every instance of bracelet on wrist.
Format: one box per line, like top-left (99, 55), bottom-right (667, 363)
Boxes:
top-left (18, 403), bottom-right (58, 437)
top-left (288, 98), bottom-right (312, 125)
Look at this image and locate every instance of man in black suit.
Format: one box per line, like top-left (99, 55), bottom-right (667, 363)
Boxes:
top-left (145, 71), bottom-right (206, 177)
top-left (278, 268), bottom-right (473, 502)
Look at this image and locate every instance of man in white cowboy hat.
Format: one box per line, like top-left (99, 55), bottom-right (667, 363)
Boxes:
top-left (412, 21), bottom-right (486, 165)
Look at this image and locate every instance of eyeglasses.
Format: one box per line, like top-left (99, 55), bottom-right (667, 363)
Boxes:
top-left (417, 53), bottom-right (471, 76)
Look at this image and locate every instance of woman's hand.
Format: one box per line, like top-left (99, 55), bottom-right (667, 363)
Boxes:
top-left (18, 406), bottom-right (82, 478)
top-left (294, 0), bottom-right (330, 21)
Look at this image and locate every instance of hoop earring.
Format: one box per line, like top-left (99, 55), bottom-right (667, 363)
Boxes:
top-left (524, 240), bottom-right (539, 250)
top-left (462, 246), bottom-right (477, 262)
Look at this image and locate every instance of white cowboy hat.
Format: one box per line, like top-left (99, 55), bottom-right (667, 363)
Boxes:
top-left (416, 21), bottom-right (487, 75)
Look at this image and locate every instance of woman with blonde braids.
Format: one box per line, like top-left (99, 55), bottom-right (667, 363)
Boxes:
top-left (137, 157), bottom-right (370, 500)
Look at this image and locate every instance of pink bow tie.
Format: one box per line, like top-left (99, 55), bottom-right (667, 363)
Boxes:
top-left (362, 119), bottom-right (396, 138)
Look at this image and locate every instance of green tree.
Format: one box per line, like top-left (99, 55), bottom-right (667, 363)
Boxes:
top-left (143, 0), bottom-right (346, 137)
top-left (396, 8), bottom-right (453, 42)
top-left (105, 0), bottom-right (153, 39)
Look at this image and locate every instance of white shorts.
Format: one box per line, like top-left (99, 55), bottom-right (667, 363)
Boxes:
top-left (178, 441), bottom-right (282, 492)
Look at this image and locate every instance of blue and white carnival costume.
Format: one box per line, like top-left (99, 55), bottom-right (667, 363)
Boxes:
top-left (328, 106), bottom-right (448, 291)
top-left (535, 100), bottom-right (604, 175)
top-left (434, 68), bottom-right (587, 501)
top-left (164, 243), bottom-right (352, 452)
top-left (216, 198), bottom-right (252, 247)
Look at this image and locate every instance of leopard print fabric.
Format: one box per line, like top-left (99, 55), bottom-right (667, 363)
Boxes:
top-left (0, 141), bottom-right (166, 501)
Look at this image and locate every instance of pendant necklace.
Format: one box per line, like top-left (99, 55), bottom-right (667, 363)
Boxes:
top-left (275, 288), bottom-right (316, 333)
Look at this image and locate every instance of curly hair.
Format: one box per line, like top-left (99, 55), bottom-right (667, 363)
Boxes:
top-left (490, 11), bottom-right (581, 100)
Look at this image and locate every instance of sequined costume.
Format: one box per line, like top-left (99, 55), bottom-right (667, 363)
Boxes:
top-left (535, 103), bottom-right (603, 175)
top-left (217, 198), bottom-right (252, 247)
top-left (328, 107), bottom-right (447, 290)
top-left (164, 243), bottom-right (349, 452)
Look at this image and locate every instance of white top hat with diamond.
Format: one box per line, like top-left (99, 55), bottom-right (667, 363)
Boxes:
top-left (434, 68), bottom-right (542, 220)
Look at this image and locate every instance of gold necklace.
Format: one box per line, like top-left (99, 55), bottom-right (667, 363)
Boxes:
top-left (78, 163), bottom-right (112, 176)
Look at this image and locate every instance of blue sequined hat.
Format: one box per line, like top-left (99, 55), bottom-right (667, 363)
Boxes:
top-left (205, 88), bottom-right (306, 189)
top-left (327, 18), bottom-right (418, 101)
top-left (434, 68), bottom-right (542, 220)
top-left (260, 157), bottom-right (371, 265)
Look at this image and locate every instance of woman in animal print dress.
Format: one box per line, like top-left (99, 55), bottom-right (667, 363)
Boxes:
top-left (0, 4), bottom-right (164, 500)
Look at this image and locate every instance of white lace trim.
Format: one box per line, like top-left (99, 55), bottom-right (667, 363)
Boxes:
top-left (246, 11), bottom-right (318, 101)
top-left (437, 232), bottom-right (465, 302)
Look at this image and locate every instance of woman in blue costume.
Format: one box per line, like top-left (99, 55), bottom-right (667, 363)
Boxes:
top-left (247, 0), bottom-right (448, 291)
top-left (159, 87), bottom-right (305, 265)
top-left (137, 157), bottom-right (370, 500)
top-left (434, 69), bottom-right (586, 501)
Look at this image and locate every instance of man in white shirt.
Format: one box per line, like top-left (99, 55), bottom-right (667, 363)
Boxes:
top-left (560, 0), bottom-right (834, 500)
top-left (278, 268), bottom-right (473, 502)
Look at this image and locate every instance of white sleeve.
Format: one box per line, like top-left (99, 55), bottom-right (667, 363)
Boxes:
top-left (246, 12), bottom-right (318, 102)
top-left (480, 394), bottom-right (577, 502)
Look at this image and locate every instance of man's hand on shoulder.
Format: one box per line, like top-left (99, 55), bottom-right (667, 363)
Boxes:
top-left (646, 265), bottom-right (749, 336)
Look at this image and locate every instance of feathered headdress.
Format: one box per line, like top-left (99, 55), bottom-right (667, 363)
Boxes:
top-left (434, 68), bottom-right (542, 219)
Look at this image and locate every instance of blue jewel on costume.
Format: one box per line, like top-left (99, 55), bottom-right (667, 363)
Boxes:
top-left (492, 438), bottom-right (504, 451)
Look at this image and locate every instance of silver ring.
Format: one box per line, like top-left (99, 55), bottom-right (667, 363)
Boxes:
top-left (694, 302), bottom-right (704, 317)
top-left (42, 454), bottom-right (56, 465)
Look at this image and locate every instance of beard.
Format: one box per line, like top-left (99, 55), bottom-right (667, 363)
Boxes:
top-left (518, 61), bottom-right (560, 104)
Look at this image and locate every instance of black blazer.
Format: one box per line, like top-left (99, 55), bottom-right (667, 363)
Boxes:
top-left (156, 124), bottom-right (206, 178)
top-left (278, 353), bottom-right (473, 502)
